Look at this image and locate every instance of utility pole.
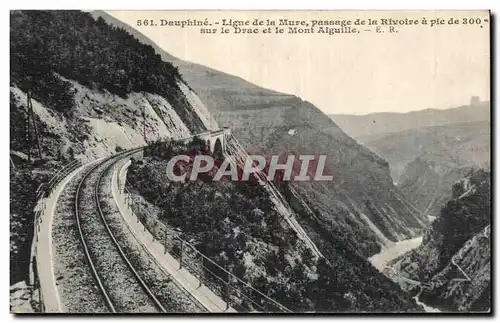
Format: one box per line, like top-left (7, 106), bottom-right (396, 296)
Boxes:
top-left (26, 92), bottom-right (43, 162)
top-left (142, 105), bottom-right (147, 144)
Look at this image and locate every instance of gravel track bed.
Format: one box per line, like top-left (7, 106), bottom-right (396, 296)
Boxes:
top-left (77, 159), bottom-right (160, 313)
top-left (52, 165), bottom-right (110, 313)
top-left (98, 167), bottom-right (205, 313)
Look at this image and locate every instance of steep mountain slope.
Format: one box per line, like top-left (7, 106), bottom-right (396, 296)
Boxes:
top-left (361, 121), bottom-right (490, 183)
top-left (88, 11), bottom-right (433, 312)
top-left (185, 79), bottom-right (429, 257)
top-left (329, 99), bottom-right (490, 140)
top-left (398, 158), bottom-right (475, 219)
top-left (223, 102), bottom-right (429, 254)
top-left (10, 10), bottom-right (214, 285)
top-left (390, 170), bottom-right (491, 312)
top-left (90, 10), bottom-right (287, 104)
top-left (91, 11), bottom-right (429, 258)
top-left (359, 120), bottom-right (490, 217)
top-left (126, 138), bottom-right (422, 312)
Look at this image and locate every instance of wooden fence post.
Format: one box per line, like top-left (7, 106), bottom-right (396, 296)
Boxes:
top-left (198, 253), bottom-right (203, 288)
top-left (179, 239), bottom-right (184, 269)
top-left (225, 279), bottom-right (230, 311)
top-left (164, 230), bottom-right (169, 254)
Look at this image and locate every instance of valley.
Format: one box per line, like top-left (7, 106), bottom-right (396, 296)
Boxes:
top-left (332, 101), bottom-right (491, 312)
top-left (93, 10), bottom-right (490, 313)
top-left (9, 9), bottom-right (491, 314)
top-left (369, 236), bottom-right (423, 273)
top-left (368, 236), bottom-right (442, 313)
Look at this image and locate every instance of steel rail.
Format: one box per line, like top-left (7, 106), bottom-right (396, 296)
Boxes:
top-left (74, 159), bottom-right (117, 313)
top-left (93, 150), bottom-right (167, 313)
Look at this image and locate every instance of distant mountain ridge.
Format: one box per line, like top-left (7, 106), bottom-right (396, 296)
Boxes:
top-left (329, 99), bottom-right (490, 218)
top-left (90, 11), bottom-right (286, 101)
top-left (329, 99), bottom-right (490, 140)
top-left (92, 9), bottom-right (428, 256)
top-left (365, 120), bottom-right (490, 181)
top-left (91, 10), bottom-right (429, 312)
top-left (358, 119), bottom-right (490, 218)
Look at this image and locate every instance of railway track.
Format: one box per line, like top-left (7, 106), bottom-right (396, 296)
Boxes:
top-left (76, 151), bottom-right (163, 312)
top-left (74, 150), bottom-right (163, 312)
top-left (49, 138), bottom-right (293, 313)
top-left (52, 149), bottom-right (204, 313)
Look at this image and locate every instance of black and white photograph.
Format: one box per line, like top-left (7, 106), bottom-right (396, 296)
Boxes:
top-left (9, 9), bottom-right (491, 314)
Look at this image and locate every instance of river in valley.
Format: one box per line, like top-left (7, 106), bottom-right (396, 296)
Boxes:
top-left (368, 236), bottom-right (423, 272)
top-left (368, 236), bottom-right (441, 313)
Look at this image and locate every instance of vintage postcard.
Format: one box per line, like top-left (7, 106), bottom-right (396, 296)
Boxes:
top-left (10, 10), bottom-right (491, 314)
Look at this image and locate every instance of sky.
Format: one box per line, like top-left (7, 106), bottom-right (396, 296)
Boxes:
top-left (109, 10), bottom-right (490, 115)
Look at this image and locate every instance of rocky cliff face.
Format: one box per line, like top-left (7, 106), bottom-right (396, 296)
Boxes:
top-left (422, 225), bottom-right (490, 312)
top-left (395, 121), bottom-right (490, 217)
top-left (93, 10), bottom-right (430, 256)
top-left (10, 11), bottom-right (213, 160)
top-left (90, 11), bottom-right (432, 312)
top-left (391, 170), bottom-right (491, 312)
top-left (397, 156), bottom-right (476, 218)
top-left (335, 113), bottom-right (490, 220)
top-left (10, 10), bottom-right (212, 285)
top-left (183, 81), bottom-right (429, 257)
top-left (10, 81), bottom-right (202, 162)
top-left (358, 121), bottom-right (490, 183)
top-left (127, 137), bottom-right (422, 312)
